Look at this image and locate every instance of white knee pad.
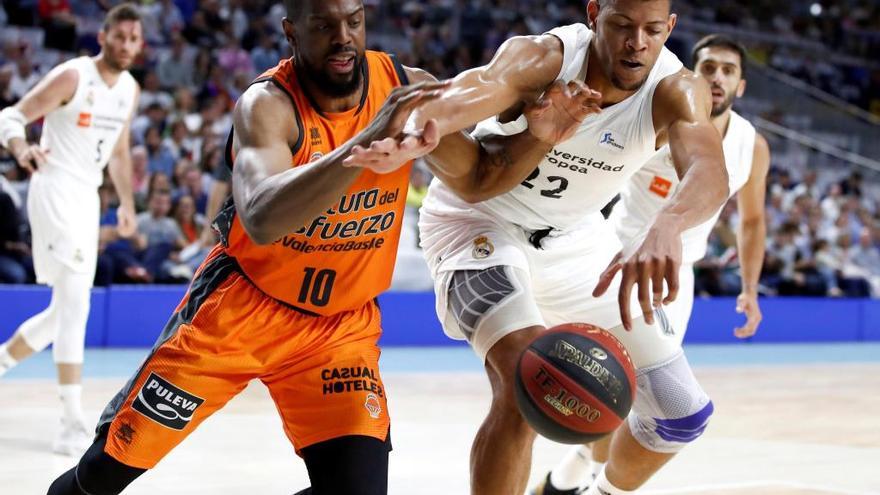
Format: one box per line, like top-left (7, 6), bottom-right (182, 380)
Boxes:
top-left (51, 271), bottom-right (93, 364)
top-left (627, 352), bottom-right (714, 453)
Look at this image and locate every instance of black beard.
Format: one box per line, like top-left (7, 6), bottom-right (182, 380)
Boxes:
top-left (302, 54), bottom-right (364, 98)
top-left (711, 94), bottom-right (735, 117)
top-left (103, 54), bottom-right (126, 72)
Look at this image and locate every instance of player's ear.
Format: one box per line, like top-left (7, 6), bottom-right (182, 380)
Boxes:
top-left (586, 0), bottom-right (599, 31)
top-left (666, 13), bottom-right (677, 36)
top-left (736, 79), bottom-right (746, 98)
top-left (97, 29), bottom-right (106, 48)
top-left (282, 17), bottom-right (297, 50)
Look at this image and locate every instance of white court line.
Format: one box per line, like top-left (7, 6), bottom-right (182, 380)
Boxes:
top-left (642, 480), bottom-right (880, 495)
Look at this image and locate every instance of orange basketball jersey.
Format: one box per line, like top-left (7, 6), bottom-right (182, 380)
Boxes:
top-left (221, 52), bottom-right (412, 315)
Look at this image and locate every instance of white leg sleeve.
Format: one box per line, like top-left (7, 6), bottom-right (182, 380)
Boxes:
top-left (17, 288), bottom-right (63, 354)
top-left (51, 270), bottom-right (93, 364)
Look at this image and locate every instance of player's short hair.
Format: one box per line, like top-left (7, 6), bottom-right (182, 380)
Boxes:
top-left (284, 0), bottom-right (303, 21)
top-left (102, 2), bottom-right (141, 32)
top-left (597, 0), bottom-right (673, 13)
top-left (691, 34), bottom-right (747, 78)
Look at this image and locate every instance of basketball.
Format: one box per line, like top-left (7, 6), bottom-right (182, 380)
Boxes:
top-left (514, 323), bottom-right (637, 444)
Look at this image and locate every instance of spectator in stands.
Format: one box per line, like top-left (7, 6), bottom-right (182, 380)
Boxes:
top-left (0, 181), bottom-right (31, 284)
top-left (138, 71), bottom-right (173, 111)
top-left (130, 145), bottom-right (149, 203)
top-left (157, 0), bottom-right (185, 40)
top-left (835, 233), bottom-right (872, 297)
top-left (164, 119), bottom-right (195, 162)
top-left (179, 163), bottom-right (208, 214)
top-left (137, 188), bottom-right (187, 282)
top-left (9, 50), bottom-right (40, 101)
top-left (216, 29), bottom-right (253, 77)
top-left (96, 183), bottom-right (150, 285)
top-left (191, 47), bottom-right (214, 90)
top-left (156, 32), bottom-right (195, 90)
top-left (132, 101), bottom-right (168, 144)
top-left (144, 125), bottom-right (175, 177)
top-left (250, 33), bottom-right (279, 74)
top-left (851, 227), bottom-right (880, 295)
top-left (37, 0), bottom-right (76, 51)
top-left (0, 64), bottom-right (16, 108)
top-left (173, 194), bottom-right (203, 245)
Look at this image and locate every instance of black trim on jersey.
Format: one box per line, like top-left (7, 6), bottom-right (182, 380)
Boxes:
top-left (296, 55), bottom-right (371, 118)
top-left (223, 126), bottom-right (235, 174)
top-left (600, 194), bottom-right (621, 220)
top-left (389, 53), bottom-right (409, 85)
top-left (264, 78), bottom-right (306, 157)
top-left (226, 76), bottom-right (307, 169)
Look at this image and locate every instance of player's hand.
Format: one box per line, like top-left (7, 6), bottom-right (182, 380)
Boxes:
top-left (116, 204), bottom-right (138, 238)
top-left (524, 80), bottom-right (602, 145)
top-left (593, 218), bottom-right (682, 331)
top-left (12, 143), bottom-right (49, 173)
top-left (344, 80), bottom-right (450, 174)
top-left (734, 291), bottom-right (762, 338)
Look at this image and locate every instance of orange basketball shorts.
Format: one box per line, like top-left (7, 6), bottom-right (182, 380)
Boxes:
top-left (96, 252), bottom-right (390, 469)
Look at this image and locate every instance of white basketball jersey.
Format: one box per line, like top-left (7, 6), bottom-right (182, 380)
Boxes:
top-left (613, 111), bottom-right (756, 263)
top-left (421, 23), bottom-right (684, 232)
top-left (39, 56), bottom-right (138, 187)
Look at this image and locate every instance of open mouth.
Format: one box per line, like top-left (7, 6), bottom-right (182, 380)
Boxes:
top-left (620, 60), bottom-right (643, 71)
top-left (327, 54), bottom-right (355, 73)
top-left (711, 88), bottom-right (726, 100)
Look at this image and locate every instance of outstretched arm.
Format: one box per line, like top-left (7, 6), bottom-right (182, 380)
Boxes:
top-left (734, 133), bottom-right (770, 338)
top-left (0, 65), bottom-right (78, 171)
top-left (347, 69), bottom-right (602, 203)
top-left (410, 35), bottom-right (564, 138)
top-left (232, 81), bottom-right (445, 244)
top-left (428, 80), bottom-right (602, 202)
top-left (595, 71), bottom-right (729, 330)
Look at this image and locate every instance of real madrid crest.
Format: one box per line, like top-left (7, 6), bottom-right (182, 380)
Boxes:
top-left (472, 235), bottom-right (494, 259)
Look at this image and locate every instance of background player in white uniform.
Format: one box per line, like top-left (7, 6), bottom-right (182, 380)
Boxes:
top-left (534, 34), bottom-right (771, 495)
top-left (344, 1), bottom-right (730, 494)
top-left (0, 4), bottom-right (142, 455)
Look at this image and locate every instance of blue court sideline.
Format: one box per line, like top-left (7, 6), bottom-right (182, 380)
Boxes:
top-left (3, 343), bottom-right (880, 380)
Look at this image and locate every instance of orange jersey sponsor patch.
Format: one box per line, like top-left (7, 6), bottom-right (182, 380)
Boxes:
top-left (77, 112), bottom-right (92, 127)
top-left (649, 175), bottom-right (672, 198)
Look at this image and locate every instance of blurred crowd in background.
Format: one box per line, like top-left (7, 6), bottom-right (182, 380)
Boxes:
top-left (1, 0), bottom-right (879, 298)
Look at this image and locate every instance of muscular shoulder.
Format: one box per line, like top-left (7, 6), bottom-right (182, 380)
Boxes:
top-left (488, 34), bottom-right (563, 91)
top-left (44, 65), bottom-right (80, 105)
top-left (233, 81), bottom-right (298, 147)
top-left (653, 68), bottom-right (712, 131)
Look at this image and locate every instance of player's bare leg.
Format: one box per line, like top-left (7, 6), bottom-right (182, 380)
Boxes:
top-left (471, 326), bottom-right (543, 495)
top-left (598, 423), bottom-right (674, 492)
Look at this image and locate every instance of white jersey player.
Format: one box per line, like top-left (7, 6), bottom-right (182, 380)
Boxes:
top-left (0, 4), bottom-right (143, 455)
top-left (534, 34), bottom-right (770, 495)
top-left (344, 1), bottom-right (730, 494)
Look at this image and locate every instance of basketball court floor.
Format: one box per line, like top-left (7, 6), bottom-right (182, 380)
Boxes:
top-left (2, 344), bottom-right (878, 494)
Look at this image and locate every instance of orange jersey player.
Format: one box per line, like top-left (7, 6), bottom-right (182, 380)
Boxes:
top-left (46, 0), bottom-right (447, 493)
top-left (47, 0), bottom-right (596, 492)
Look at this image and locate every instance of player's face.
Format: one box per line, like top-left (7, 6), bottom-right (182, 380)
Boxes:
top-left (695, 47), bottom-right (746, 117)
top-left (286, 0), bottom-right (367, 98)
top-left (588, 0), bottom-right (676, 91)
top-left (99, 20), bottom-right (144, 72)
